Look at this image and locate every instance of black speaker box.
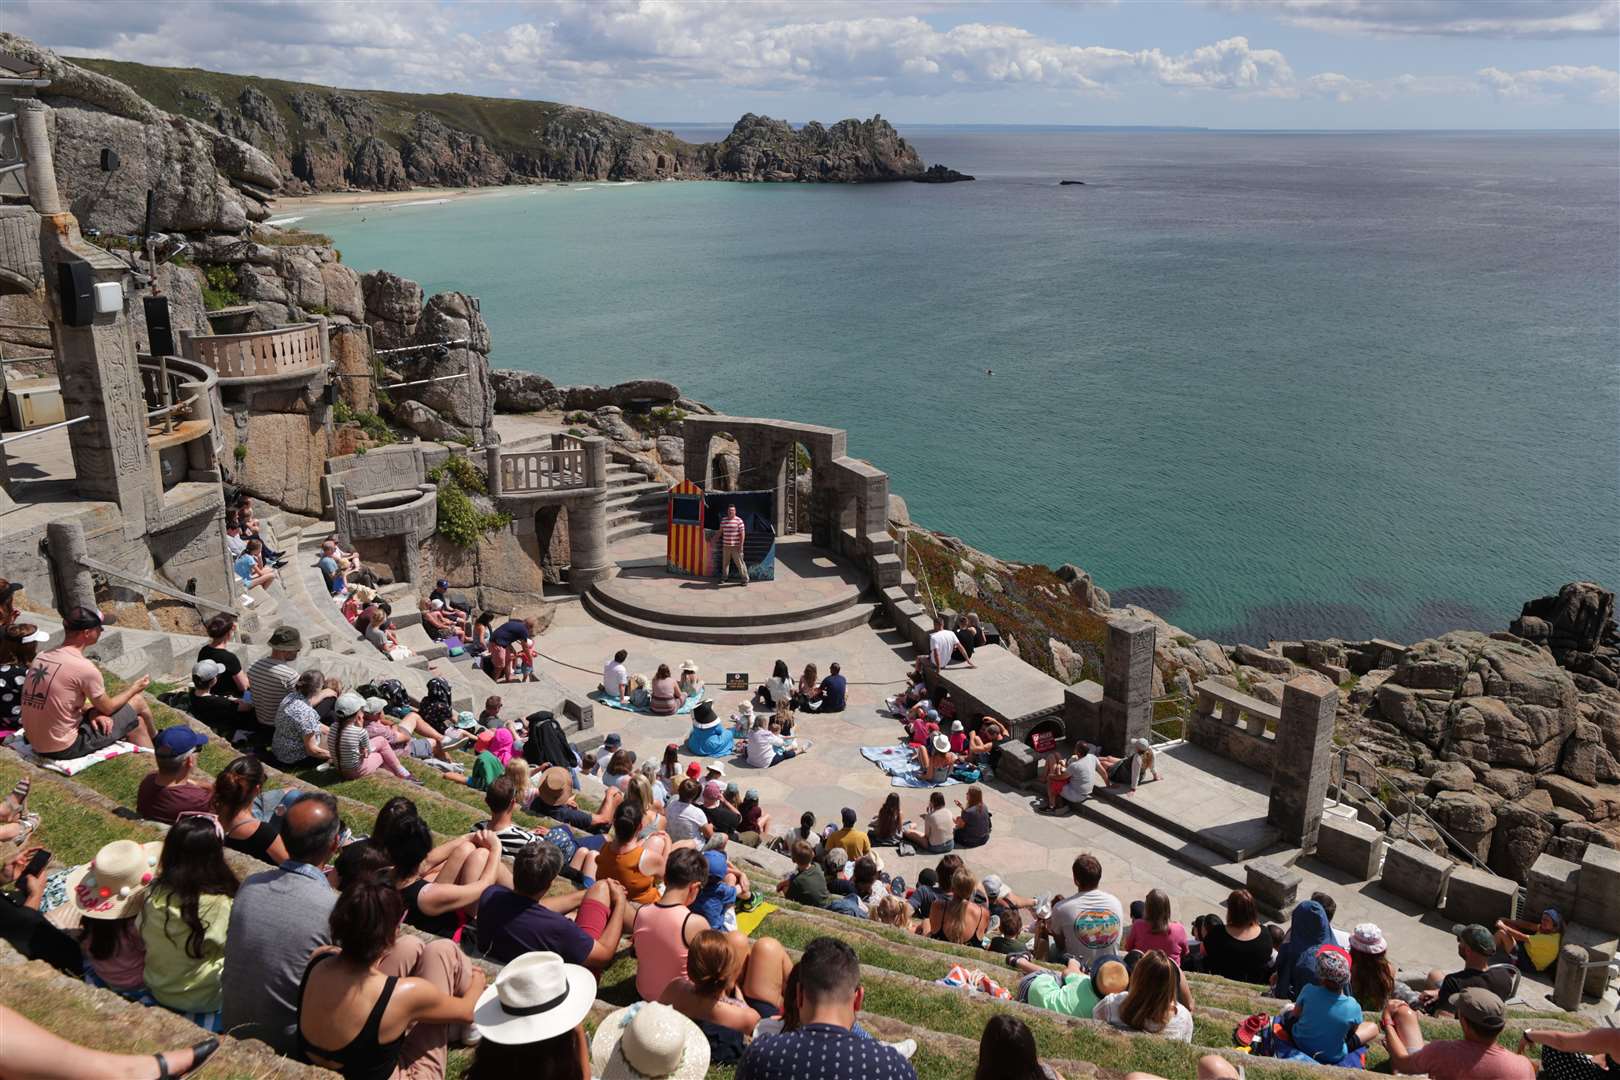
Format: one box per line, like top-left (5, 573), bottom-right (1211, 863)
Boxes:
top-left (144, 296), bottom-right (175, 355)
top-left (57, 260), bottom-right (95, 327)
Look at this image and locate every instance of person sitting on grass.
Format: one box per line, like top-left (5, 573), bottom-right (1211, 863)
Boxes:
top-left (693, 850), bottom-right (752, 932)
top-left (1517, 1025), bottom-right (1620, 1079)
top-left (1123, 889), bottom-right (1190, 967)
top-left (1093, 949), bottom-right (1193, 1042)
top-left (599, 799), bottom-right (687, 907)
top-left (270, 669), bottom-right (330, 768)
top-left (1097, 738), bottom-right (1161, 794)
top-left (1382, 988), bottom-right (1533, 1080)
top-left (987, 907), bottom-right (1029, 955)
top-left (1347, 923), bottom-right (1421, 1012)
top-left (976, 1013), bottom-right (1066, 1080)
top-left (195, 614), bottom-right (249, 699)
top-left (471, 777), bottom-right (541, 858)
top-left (1493, 908), bottom-right (1564, 977)
top-left (775, 840), bottom-right (831, 908)
top-left (136, 726), bottom-right (215, 824)
top-left (140, 815), bottom-right (239, 1031)
top-left (533, 766), bottom-right (622, 834)
top-left (0, 1005), bottom-right (217, 1080)
top-left (1012, 949), bottom-right (1129, 1022)
top-left (63, 839), bottom-right (156, 998)
top-left (387, 816), bottom-right (506, 938)
top-left (296, 851), bottom-right (486, 1080)
top-left (900, 791), bottom-right (956, 855)
top-left (328, 692), bottom-right (416, 782)
top-left (475, 840), bottom-right (629, 972)
top-left (632, 848), bottom-right (711, 1002)
top-left (659, 928), bottom-right (794, 1065)
top-left (211, 755), bottom-right (303, 866)
top-left (21, 606), bottom-right (157, 757)
top-left (1277, 944), bottom-right (1380, 1066)
top-left (919, 866), bottom-right (990, 946)
top-left (1418, 922), bottom-right (1518, 1015)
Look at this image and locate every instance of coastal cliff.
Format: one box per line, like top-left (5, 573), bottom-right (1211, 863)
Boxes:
top-left (2, 36), bottom-right (951, 200)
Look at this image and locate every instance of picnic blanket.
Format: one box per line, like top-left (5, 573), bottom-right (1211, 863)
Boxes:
top-left (735, 901), bottom-right (778, 938)
top-left (592, 690), bottom-right (706, 716)
top-left (860, 744), bottom-right (960, 788)
top-left (10, 737), bottom-right (148, 776)
top-left (938, 964), bottom-right (1012, 1000)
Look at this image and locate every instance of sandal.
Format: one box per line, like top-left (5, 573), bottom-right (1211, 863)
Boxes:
top-left (154, 1037), bottom-right (218, 1079)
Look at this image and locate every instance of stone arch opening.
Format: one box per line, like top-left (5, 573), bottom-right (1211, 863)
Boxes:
top-left (710, 452), bottom-right (737, 492)
top-left (535, 505), bottom-right (569, 584)
top-left (786, 441), bottom-right (811, 534)
top-left (656, 154), bottom-right (667, 171)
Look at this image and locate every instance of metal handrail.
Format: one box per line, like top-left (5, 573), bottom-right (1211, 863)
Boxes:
top-left (77, 554), bottom-right (237, 617)
top-left (899, 531), bottom-right (938, 619)
top-left (0, 414), bottom-right (88, 446)
top-left (1332, 746), bottom-right (1498, 877)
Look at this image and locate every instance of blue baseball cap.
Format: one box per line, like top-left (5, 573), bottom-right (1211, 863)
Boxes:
top-left (154, 726), bottom-right (208, 760)
top-left (703, 850), bottom-right (729, 881)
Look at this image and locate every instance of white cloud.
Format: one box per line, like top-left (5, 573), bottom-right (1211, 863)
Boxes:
top-left (1478, 64), bottom-right (1620, 103)
top-left (1213, 0), bottom-right (1619, 39)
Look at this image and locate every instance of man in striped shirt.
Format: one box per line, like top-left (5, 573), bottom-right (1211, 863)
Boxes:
top-left (247, 626), bottom-right (302, 737)
top-left (717, 504), bottom-right (749, 585)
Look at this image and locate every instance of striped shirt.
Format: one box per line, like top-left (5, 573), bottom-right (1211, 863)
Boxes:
top-left (472, 819), bottom-right (539, 859)
top-left (720, 516), bottom-right (745, 546)
top-left (247, 656), bottom-right (297, 729)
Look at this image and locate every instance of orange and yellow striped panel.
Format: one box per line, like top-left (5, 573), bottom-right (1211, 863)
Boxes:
top-left (666, 479), bottom-right (708, 576)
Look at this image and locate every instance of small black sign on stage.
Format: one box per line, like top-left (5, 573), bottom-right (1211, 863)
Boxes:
top-left (725, 673), bottom-right (749, 691)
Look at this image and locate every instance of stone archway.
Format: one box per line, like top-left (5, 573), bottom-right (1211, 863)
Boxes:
top-left (535, 505), bottom-right (569, 584)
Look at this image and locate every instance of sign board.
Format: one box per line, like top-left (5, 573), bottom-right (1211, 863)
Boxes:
top-left (725, 672), bottom-right (749, 691)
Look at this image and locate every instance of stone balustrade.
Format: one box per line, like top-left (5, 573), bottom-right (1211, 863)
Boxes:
top-left (1186, 678), bottom-right (1282, 772)
top-left (184, 321), bottom-right (327, 383)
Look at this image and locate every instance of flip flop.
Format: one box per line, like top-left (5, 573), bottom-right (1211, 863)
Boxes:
top-left (154, 1037), bottom-right (218, 1078)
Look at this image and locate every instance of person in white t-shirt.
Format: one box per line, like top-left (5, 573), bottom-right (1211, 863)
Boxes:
top-left (927, 616), bottom-right (975, 671)
top-left (1040, 852), bottom-right (1123, 968)
top-left (602, 649), bottom-right (630, 701)
top-left (663, 778), bottom-right (714, 843)
top-left (1062, 744), bottom-right (1102, 805)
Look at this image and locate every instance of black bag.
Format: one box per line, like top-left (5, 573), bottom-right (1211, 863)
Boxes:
top-left (526, 712), bottom-right (573, 770)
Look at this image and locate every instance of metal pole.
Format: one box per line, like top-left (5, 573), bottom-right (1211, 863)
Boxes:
top-left (0, 415), bottom-right (90, 446)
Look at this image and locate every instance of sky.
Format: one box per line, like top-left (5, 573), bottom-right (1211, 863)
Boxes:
top-left (9, 0), bottom-right (1619, 129)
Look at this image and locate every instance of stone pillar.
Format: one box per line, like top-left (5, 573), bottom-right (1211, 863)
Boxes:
top-left (1553, 944), bottom-right (1588, 1010)
top-left (1267, 673), bottom-right (1339, 850)
top-left (1574, 844), bottom-right (1620, 934)
top-left (45, 521), bottom-right (97, 614)
top-left (566, 493), bottom-right (610, 594)
top-left (1098, 618), bottom-right (1155, 755)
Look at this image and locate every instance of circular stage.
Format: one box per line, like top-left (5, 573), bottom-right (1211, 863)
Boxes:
top-left (582, 531), bottom-right (875, 644)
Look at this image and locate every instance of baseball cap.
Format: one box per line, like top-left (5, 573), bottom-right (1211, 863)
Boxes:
top-left (268, 625), bottom-right (302, 650)
top-left (0, 580), bottom-right (22, 602)
top-left (154, 726), bottom-right (208, 760)
top-left (9, 625), bottom-right (49, 645)
top-left (744, 788), bottom-right (759, 801)
top-left (685, 761), bottom-right (703, 780)
top-left (703, 850), bottom-right (729, 881)
top-left (63, 606), bottom-right (112, 631)
top-left (724, 782), bottom-right (740, 800)
top-left (1452, 923), bottom-right (1495, 957)
top-left (334, 691), bottom-right (365, 718)
top-left (1454, 987), bottom-right (1506, 1033)
top-left (702, 780), bottom-right (724, 804)
top-left (436, 579), bottom-right (450, 590)
top-left (191, 659), bottom-right (226, 682)
top-left (364, 696), bottom-right (388, 714)
top-left (840, 807), bottom-right (857, 827)
top-left (603, 733), bottom-right (622, 748)
top-left (981, 874), bottom-right (1007, 900)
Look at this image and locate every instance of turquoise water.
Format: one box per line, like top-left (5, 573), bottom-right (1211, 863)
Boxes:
top-left (293, 129), bottom-right (1620, 644)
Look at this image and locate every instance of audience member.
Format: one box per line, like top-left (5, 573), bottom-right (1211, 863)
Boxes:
top-left (700, 780), bottom-right (744, 839)
top-left (777, 840), bottom-right (831, 908)
top-left (489, 615), bottom-right (539, 682)
top-left (1347, 923), bottom-right (1419, 1012)
top-left (1097, 738), bottom-right (1161, 793)
top-left (1517, 1026), bottom-right (1620, 1078)
top-left (900, 791), bottom-right (955, 854)
top-left (660, 929), bottom-right (793, 1065)
top-left (599, 800), bottom-right (680, 905)
top-left (825, 806), bottom-right (872, 861)
top-left (248, 626), bottom-right (302, 733)
top-left (1283, 945), bottom-right (1378, 1065)
top-left (1494, 908), bottom-right (1564, 976)
top-left (476, 840), bottom-right (629, 971)
top-left (952, 786), bottom-right (992, 848)
top-left (928, 616), bottom-right (974, 670)
top-left (0, 1004), bottom-right (217, 1080)
top-left (467, 951), bottom-right (600, 1078)
top-left (271, 669), bottom-right (331, 767)
top-left (976, 1013), bottom-right (1065, 1080)
top-left (666, 778), bottom-right (715, 843)
top-left (141, 815), bottom-right (239, 1030)
top-left (870, 793), bottom-right (902, 846)
top-left (296, 858), bottom-right (486, 1080)
top-left (21, 607), bottom-right (156, 756)
top-left (1039, 853), bottom-right (1123, 967)
top-left (1123, 889), bottom-right (1189, 967)
top-left (1383, 988), bottom-right (1532, 1079)
top-left (534, 766), bottom-right (622, 835)
top-left (1013, 952), bottom-right (1127, 1021)
top-left (922, 867), bottom-right (990, 946)
top-left (1199, 889), bottom-right (1272, 985)
top-left (1272, 900), bottom-right (1333, 1001)
top-left (587, 999), bottom-right (709, 1080)
top-left (745, 714), bottom-right (809, 767)
top-left (1420, 922), bottom-right (1518, 1015)
top-left (1311, 890), bottom-right (1353, 949)
top-left (1094, 949), bottom-right (1193, 1042)
top-left (136, 726), bottom-right (215, 823)
top-left (65, 838), bottom-right (158, 996)
top-left (220, 794), bottom-right (341, 1052)
top-left (472, 777), bottom-right (540, 857)
top-left (196, 615), bottom-right (248, 698)
top-left (329, 691), bottom-right (415, 781)
top-left (633, 848), bottom-right (711, 1001)
top-left (803, 662), bottom-right (847, 713)
top-left (235, 539), bottom-right (277, 591)
top-left (754, 660), bottom-right (793, 712)
top-left (988, 907), bottom-right (1028, 955)
top-left (0, 622), bottom-right (47, 733)
top-left (734, 935), bottom-right (917, 1080)
top-left (601, 648), bottom-right (631, 701)
top-left (183, 659), bottom-right (254, 736)
top-left (388, 817), bottom-right (503, 937)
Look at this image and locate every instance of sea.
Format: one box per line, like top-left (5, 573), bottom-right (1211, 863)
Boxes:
top-left (289, 127), bottom-right (1620, 645)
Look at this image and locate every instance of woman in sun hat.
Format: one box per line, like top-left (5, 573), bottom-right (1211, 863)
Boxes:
top-left (677, 662), bottom-right (704, 702)
top-left (467, 951), bottom-right (597, 1079)
top-left (61, 838), bottom-right (162, 997)
top-left (1098, 737), bottom-right (1161, 793)
top-left (1347, 922), bottom-right (1419, 1012)
top-left (592, 1001), bottom-right (710, 1080)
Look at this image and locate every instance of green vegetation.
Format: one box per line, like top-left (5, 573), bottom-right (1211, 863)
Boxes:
top-left (333, 399), bottom-right (401, 446)
top-left (430, 456), bottom-right (509, 547)
top-left (564, 411), bottom-right (593, 424)
top-left (200, 264), bottom-right (241, 311)
top-left (232, 443), bottom-right (247, 462)
top-left (625, 404), bottom-right (687, 436)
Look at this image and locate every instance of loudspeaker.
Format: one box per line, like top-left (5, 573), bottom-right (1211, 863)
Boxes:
top-left (144, 296), bottom-right (175, 356)
top-left (100, 148), bottom-right (120, 172)
top-left (56, 260), bottom-right (95, 327)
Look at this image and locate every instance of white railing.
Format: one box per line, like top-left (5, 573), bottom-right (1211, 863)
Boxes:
top-left (498, 447), bottom-right (588, 493)
top-left (188, 322), bottom-right (324, 381)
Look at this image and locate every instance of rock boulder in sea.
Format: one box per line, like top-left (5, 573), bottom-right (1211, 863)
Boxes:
top-left (698, 114), bottom-right (928, 183)
top-left (914, 164), bottom-right (975, 183)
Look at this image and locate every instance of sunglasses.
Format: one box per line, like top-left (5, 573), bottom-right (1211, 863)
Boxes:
top-left (175, 811), bottom-right (225, 840)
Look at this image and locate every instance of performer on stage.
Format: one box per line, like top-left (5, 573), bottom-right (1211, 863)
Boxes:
top-left (716, 504), bottom-right (749, 586)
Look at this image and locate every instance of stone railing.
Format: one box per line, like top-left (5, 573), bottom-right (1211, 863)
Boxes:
top-left (1186, 678), bottom-right (1281, 773)
top-left (136, 352), bottom-right (223, 457)
top-left (183, 321), bottom-right (327, 382)
top-left (489, 432), bottom-right (605, 496)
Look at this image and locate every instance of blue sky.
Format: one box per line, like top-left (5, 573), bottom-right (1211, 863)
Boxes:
top-left (13, 1), bottom-right (1619, 129)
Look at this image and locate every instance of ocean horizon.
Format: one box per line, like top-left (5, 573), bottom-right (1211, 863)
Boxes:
top-left (294, 127), bottom-right (1620, 646)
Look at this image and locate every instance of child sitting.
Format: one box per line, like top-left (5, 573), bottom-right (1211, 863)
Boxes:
top-left (1281, 945), bottom-right (1379, 1067)
top-left (692, 849), bottom-right (750, 932)
top-left (987, 908), bottom-right (1028, 955)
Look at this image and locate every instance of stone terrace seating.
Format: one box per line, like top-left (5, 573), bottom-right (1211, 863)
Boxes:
top-left (0, 666), bottom-right (1592, 1080)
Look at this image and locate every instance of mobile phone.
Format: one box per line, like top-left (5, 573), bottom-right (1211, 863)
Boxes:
top-left (16, 848), bottom-right (50, 891)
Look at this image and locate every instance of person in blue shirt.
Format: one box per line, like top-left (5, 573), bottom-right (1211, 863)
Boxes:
top-left (691, 849), bottom-right (750, 931)
top-left (234, 539), bottom-right (276, 592)
top-left (804, 663), bottom-right (847, 714)
top-left (1287, 944), bottom-right (1379, 1066)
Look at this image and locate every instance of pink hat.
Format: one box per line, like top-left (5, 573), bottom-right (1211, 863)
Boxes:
top-left (1349, 924), bottom-right (1387, 955)
top-left (702, 780), bottom-right (724, 804)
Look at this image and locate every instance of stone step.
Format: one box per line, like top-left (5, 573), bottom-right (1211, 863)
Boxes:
top-left (589, 578), bottom-right (865, 629)
top-left (1093, 781), bottom-right (1282, 863)
top-left (606, 521), bottom-right (658, 546)
top-left (606, 506), bottom-right (665, 531)
top-left (1072, 795), bottom-right (1256, 898)
top-left (580, 590), bottom-right (876, 644)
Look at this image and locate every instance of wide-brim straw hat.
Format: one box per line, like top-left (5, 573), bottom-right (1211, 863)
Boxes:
top-left (537, 766), bottom-right (572, 806)
top-left (591, 1002), bottom-right (710, 1080)
top-left (65, 840), bottom-right (162, 920)
top-left (473, 951), bottom-right (595, 1045)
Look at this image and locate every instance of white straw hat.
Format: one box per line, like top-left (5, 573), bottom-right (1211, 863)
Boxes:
top-left (66, 840), bottom-right (162, 920)
top-left (473, 951), bottom-right (595, 1045)
top-left (931, 733), bottom-right (950, 753)
top-left (591, 1002), bottom-right (710, 1080)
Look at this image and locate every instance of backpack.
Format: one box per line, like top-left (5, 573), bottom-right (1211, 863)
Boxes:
top-left (525, 712), bottom-right (573, 770)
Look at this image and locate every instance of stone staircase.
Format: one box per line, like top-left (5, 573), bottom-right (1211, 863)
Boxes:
top-left (603, 463), bottom-right (666, 547)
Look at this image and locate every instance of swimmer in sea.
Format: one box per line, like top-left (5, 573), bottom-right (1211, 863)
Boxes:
top-left (986, 368), bottom-right (994, 376)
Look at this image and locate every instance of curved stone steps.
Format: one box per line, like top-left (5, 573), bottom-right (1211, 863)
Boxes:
top-left (589, 574), bottom-right (865, 629)
top-left (580, 588), bottom-right (876, 644)
top-left (605, 520), bottom-right (658, 546)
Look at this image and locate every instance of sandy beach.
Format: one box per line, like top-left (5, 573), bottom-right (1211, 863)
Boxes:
top-left (271, 184), bottom-right (536, 213)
